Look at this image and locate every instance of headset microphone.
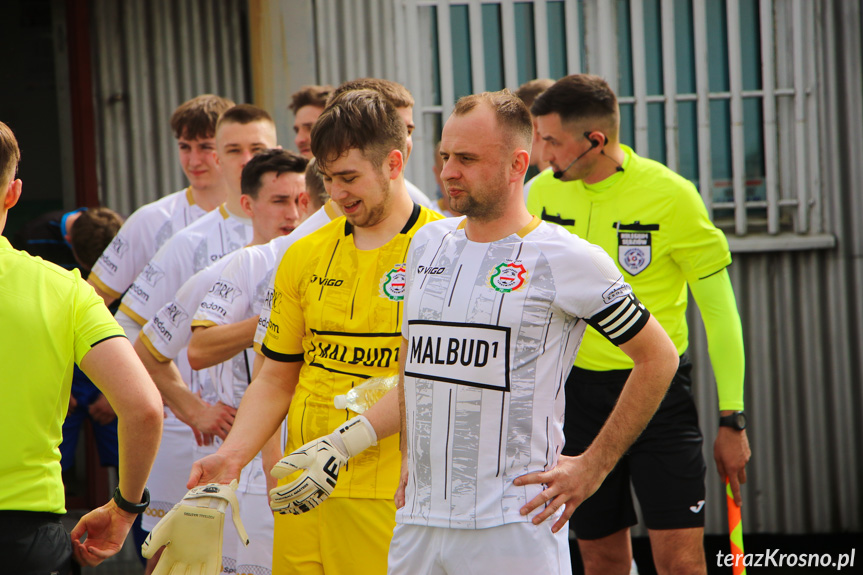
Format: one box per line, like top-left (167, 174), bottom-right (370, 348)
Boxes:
top-left (553, 132), bottom-right (600, 179)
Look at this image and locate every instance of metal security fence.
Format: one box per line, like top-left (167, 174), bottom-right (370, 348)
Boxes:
top-left (395, 0), bottom-right (833, 250)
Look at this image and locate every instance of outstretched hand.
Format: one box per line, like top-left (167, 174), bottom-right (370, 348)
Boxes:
top-left (187, 451), bottom-right (244, 489)
top-left (512, 454), bottom-right (607, 533)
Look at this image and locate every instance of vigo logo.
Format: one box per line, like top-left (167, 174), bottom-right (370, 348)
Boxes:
top-left (380, 264), bottom-right (406, 301)
top-left (489, 260), bottom-right (527, 293)
top-left (310, 274), bottom-right (344, 287)
top-left (417, 265), bottom-right (445, 275)
top-left (405, 320), bottom-right (511, 391)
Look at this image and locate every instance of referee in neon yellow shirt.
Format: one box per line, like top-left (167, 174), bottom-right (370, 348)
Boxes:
top-left (527, 76), bottom-right (751, 575)
top-left (0, 121), bottom-right (163, 573)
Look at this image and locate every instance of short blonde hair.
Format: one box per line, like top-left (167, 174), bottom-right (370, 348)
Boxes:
top-left (0, 121), bottom-right (20, 187)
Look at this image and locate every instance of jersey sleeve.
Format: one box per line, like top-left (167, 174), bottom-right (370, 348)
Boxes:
top-left (558, 240), bottom-right (651, 347)
top-left (139, 263), bottom-right (220, 362)
top-left (118, 232), bottom-right (193, 326)
top-left (73, 272), bottom-right (126, 364)
top-left (669, 183), bottom-right (733, 282)
top-left (192, 250), bottom-right (250, 329)
top-left (260, 244), bottom-right (305, 362)
top-left (89, 200), bottom-right (171, 299)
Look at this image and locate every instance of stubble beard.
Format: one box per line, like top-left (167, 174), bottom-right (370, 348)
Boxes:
top-left (347, 171), bottom-right (392, 229)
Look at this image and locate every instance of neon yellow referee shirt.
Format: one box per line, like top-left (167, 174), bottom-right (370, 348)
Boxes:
top-left (0, 236), bottom-right (124, 513)
top-left (527, 145), bottom-right (732, 372)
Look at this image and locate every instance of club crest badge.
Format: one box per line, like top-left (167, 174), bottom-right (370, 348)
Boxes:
top-left (489, 260), bottom-right (528, 293)
top-left (381, 264), bottom-right (407, 301)
top-left (618, 232), bottom-right (652, 275)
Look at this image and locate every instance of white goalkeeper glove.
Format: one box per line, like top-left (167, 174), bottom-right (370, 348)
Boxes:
top-left (269, 415), bottom-right (377, 515)
top-left (141, 480), bottom-right (249, 575)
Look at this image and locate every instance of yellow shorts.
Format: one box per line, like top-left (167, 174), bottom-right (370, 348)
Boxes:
top-left (272, 497), bottom-right (396, 575)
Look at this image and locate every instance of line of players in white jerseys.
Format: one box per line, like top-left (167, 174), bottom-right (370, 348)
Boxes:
top-left (89, 81), bottom-right (677, 575)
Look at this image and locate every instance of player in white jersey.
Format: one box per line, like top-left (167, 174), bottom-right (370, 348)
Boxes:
top-left (257, 91), bottom-right (679, 574)
top-left (88, 94), bottom-right (234, 307)
top-left (129, 105), bottom-right (279, 575)
top-left (250, 160), bottom-right (341, 360)
top-left (140, 150), bottom-right (309, 575)
top-left (389, 91), bottom-right (680, 575)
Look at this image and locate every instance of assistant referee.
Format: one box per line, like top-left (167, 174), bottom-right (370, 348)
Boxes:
top-left (527, 75), bottom-right (751, 575)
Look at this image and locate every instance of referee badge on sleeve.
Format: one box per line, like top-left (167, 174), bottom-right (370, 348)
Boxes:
top-left (616, 223), bottom-right (658, 276)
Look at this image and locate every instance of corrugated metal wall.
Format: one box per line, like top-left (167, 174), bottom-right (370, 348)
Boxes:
top-left (686, 1), bottom-right (863, 535)
top-left (90, 0), bottom-right (249, 216)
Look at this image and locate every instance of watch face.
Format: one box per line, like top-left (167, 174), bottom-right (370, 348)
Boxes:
top-left (720, 412), bottom-right (746, 430)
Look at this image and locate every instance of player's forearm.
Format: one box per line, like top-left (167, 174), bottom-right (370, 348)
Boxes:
top-left (132, 336), bottom-right (201, 423)
top-left (188, 316), bottom-right (259, 370)
top-left (584, 317), bottom-right (678, 475)
top-left (690, 269), bottom-right (745, 410)
top-left (398, 337), bottom-right (408, 455)
top-left (362, 387), bottom-right (401, 440)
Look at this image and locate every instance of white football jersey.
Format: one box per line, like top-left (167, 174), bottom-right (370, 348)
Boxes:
top-left (191, 242), bottom-right (282, 496)
top-left (119, 204), bottom-right (252, 327)
top-left (397, 217), bottom-right (649, 529)
top-left (138, 253), bottom-right (237, 419)
top-left (252, 202), bottom-right (340, 351)
top-left (90, 188), bottom-right (207, 299)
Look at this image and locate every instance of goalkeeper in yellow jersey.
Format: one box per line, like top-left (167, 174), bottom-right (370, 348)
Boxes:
top-left (189, 89), bottom-right (442, 574)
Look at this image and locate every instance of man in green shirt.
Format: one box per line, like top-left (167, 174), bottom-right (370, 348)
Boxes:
top-left (527, 76), bottom-right (751, 575)
top-left (0, 120), bottom-right (163, 573)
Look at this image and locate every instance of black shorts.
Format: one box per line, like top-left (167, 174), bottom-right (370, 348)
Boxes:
top-left (563, 356), bottom-right (707, 539)
top-left (0, 511), bottom-right (73, 575)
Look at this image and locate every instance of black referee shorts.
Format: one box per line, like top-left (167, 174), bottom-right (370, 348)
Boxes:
top-left (563, 356), bottom-right (707, 540)
top-left (0, 510), bottom-right (73, 575)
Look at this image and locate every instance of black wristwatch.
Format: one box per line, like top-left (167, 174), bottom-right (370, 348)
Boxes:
top-left (718, 411), bottom-right (747, 431)
top-left (113, 486), bottom-right (150, 514)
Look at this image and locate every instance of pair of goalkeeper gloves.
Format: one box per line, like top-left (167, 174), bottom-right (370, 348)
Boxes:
top-left (141, 416), bottom-right (376, 574)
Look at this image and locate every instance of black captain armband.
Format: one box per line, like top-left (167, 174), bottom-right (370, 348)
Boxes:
top-left (586, 293), bottom-right (651, 346)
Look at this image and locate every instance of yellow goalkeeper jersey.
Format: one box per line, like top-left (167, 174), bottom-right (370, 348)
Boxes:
top-left (262, 204), bottom-right (442, 499)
